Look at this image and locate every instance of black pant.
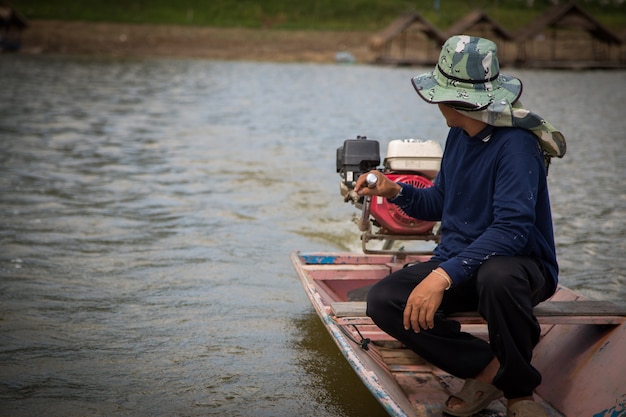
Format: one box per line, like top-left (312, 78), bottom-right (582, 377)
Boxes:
top-left (366, 256), bottom-right (554, 399)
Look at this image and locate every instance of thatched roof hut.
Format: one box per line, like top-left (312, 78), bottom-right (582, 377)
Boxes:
top-left (369, 12), bottom-right (446, 65)
top-left (0, 1), bottom-right (27, 52)
top-left (444, 10), bottom-right (517, 65)
top-left (515, 2), bottom-right (623, 68)
top-left (445, 9), bottom-right (515, 41)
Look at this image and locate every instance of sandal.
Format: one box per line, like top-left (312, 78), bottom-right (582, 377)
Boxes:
top-left (507, 400), bottom-right (548, 417)
top-left (442, 378), bottom-right (504, 417)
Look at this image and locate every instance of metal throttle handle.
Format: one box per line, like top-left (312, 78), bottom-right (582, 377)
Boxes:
top-left (366, 172), bottom-right (378, 188)
top-left (359, 173), bottom-right (377, 232)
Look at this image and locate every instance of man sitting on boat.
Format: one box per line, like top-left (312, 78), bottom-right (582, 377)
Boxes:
top-left (355, 35), bottom-right (566, 417)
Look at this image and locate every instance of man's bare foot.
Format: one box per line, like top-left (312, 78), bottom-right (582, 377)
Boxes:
top-left (446, 358), bottom-right (500, 411)
top-left (446, 388), bottom-right (488, 410)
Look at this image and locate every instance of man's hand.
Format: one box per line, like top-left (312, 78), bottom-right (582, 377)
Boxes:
top-left (354, 170), bottom-right (402, 199)
top-left (403, 269), bottom-right (450, 332)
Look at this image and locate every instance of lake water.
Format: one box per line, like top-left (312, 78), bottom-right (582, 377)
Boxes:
top-left (0, 55), bottom-right (624, 417)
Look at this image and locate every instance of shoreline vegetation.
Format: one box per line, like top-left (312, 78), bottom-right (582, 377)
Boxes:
top-left (12, 0), bottom-right (625, 32)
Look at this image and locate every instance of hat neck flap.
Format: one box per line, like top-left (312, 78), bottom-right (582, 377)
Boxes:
top-left (457, 99), bottom-right (567, 168)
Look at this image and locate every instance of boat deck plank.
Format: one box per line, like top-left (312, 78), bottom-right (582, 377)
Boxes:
top-left (331, 300), bottom-right (626, 325)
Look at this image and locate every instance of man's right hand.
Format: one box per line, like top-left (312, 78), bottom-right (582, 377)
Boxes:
top-left (354, 170), bottom-right (402, 199)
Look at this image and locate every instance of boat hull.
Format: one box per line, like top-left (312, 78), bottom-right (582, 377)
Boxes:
top-left (291, 251), bottom-right (626, 417)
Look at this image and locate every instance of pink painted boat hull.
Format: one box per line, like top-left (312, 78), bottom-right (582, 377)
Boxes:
top-left (291, 251), bottom-right (626, 417)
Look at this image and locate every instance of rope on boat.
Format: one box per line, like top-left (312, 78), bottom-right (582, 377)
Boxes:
top-left (338, 324), bottom-right (371, 350)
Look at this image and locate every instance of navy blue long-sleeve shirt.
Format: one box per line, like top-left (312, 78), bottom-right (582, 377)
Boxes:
top-left (390, 126), bottom-right (558, 288)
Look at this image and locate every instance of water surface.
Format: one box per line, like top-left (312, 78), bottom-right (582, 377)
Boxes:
top-left (1, 55), bottom-right (624, 416)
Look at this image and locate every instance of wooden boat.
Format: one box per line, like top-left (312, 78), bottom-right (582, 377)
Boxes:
top-left (291, 251), bottom-right (626, 417)
top-left (292, 136), bottom-right (626, 416)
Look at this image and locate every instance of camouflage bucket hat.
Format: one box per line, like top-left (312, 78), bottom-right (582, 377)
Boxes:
top-left (412, 35), bottom-right (522, 110)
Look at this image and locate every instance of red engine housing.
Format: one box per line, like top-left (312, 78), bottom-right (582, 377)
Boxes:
top-left (369, 173), bottom-right (436, 235)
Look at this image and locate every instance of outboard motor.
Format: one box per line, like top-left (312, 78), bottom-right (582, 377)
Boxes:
top-left (336, 136), bottom-right (443, 254)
